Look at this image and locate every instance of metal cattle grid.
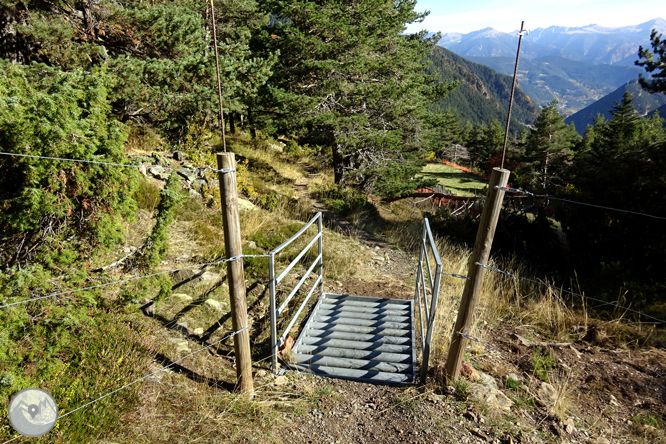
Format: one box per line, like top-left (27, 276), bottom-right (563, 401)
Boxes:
top-left (268, 212), bottom-right (418, 384)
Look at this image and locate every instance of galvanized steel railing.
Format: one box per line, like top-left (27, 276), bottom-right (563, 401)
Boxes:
top-left (269, 212), bottom-right (323, 374)
top-left (414, 218), bottom-right (442, 384)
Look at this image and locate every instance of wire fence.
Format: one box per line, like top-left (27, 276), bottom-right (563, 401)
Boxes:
top-left (497, 186), bottom-right (666, 221)
top-left (2, 326), bottom-right (249, 444)
top-left (456, 330), bottom-right (666, 422)
top-left (0, 151), bottom-right (270, 440)
top-left (0, 151), bottom-right (235, 174)
top-left (475, 262), bottom-right (666, 325)
top-left (0, 254), bottom-right (271, 310)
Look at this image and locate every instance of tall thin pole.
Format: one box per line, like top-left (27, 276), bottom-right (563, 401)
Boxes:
top-left (217, 153), bottom-right (253, 395)
top-left (444, 168), bottom-right (510, 382)
top-left (501, 21), bottom-right (527, 169)
top-left (210, 0), bottom-right (227, 153)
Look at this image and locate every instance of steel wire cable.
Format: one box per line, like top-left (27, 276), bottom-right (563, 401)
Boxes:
top-left (476, 262), bottom-right (666, 325)
top-left (497, 186), bottom-right (666, 220)
top-left (0, 151), bottom-right (235, 174)
top-left (1, 326), bottom-right (249, 444)
top-left (0, 254), bottom-right (271, 309)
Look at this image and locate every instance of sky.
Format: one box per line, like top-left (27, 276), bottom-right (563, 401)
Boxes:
top-left (404, 0), bottom-right (665, 35)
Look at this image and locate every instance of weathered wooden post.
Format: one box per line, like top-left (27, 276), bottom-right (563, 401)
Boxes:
top-left (217, 152), bottom-right (253, 396)
top-left (444, 167), bottom-right (510, 382)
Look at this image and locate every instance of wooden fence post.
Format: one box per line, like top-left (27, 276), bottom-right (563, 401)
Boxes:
top-left (217, 153), bottom-right (254, 396)
top-left (444, 167), bottom-right (510, 382)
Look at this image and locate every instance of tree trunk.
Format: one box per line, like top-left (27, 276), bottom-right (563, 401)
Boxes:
top-left (248, 108), bottom-right (257, 139)
top-left (332, 145), bottom-right (345, 184)
top-left (229, 112), bottom-right (235, 134)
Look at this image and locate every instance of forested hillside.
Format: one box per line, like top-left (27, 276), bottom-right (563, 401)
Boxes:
top-left (467, 55), bottom-right (644, 114)
top-left (428, 46), bottom-right (539, 133)
top-left (565, 79), bottom-right (666, 132)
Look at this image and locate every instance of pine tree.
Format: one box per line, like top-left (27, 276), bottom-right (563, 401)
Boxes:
top-left (0, 0), bottom-right (276, 136)
top-left (522, 101), bottom-right (579, 191)
top-left (0, 62), bottom-right (135, 268)
top-left (257, 0), bottom-right (455, 195)
top-left (636, 29), bottom-right (666, 94)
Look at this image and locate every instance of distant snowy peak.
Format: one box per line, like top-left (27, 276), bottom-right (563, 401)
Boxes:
top-left (439, 18), bottom-right (665, 66)
top-left (526, 18), bottom-right (666, 39)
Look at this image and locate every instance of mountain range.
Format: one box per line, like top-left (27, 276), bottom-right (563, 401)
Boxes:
top-left (427, 47), bottom-right (539, 132)
top-left (438, 18), bottom-right (666, 66)
top-left (436, 18), bottom-right (666, 115)
top-left (564, 80), bottom-right (666, 133)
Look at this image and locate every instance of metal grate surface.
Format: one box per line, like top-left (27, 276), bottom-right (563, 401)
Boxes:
top-left (288, 293), bottom-right (416, 384)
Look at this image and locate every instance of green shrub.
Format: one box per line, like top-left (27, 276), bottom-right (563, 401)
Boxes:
top-left (141, 173), bottom-right (185, 269)
top-left (0, 62), bottom-right (137, 268)
top-left (133, 178), bottom-right (162, 211)
top-left (530, 347), bottom-right (556, 382)
top-left (315, 186), bottom-right (370, 217)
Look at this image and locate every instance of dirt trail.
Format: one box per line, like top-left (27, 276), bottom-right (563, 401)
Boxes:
top-left (265, 172), bottom-right (666, 444)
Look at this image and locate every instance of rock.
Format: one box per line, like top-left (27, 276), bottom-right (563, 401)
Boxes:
top-left (460, 361), bottom-right (481, 382)
top-left (564, 417), bottom-right (575, 434)
top-left (141, 300), bottom-right (155, 316)
top-left (205, 299), bottom-right (222, 310)
top-left (188, 188), bottom-right (200, 199)
top-left (173, 293), bottom-right (193, 302)
top-left (182, 161), bottom-right (196, 169)
top-left (149, 167), bottom-right (171, 181)
top-left (506, 372), bottom-right (521, 382)
top-left (274, 375), bottom-right (289, 386)
top-left (170, 323), bottom-right (189, 336)
top-left (255, 369), bottom-right (268, 378)
top-left (139, 165), bottom-right (147, 176)
top-left (238, 198), bottom-right (256, 211)
top-left (537, 382), bottom-right (558, 406)
top-left (172, 267), bottom-right (201, 282)
top-left (200, 271), bottom-right (218, 282)
top-left (192, 178), bottom-right (207, 190)
top-left (151, 152), bottom-right (170, 167)
top-left (478, 372), bottom-right (498, 390)
top-left (427, 393), bottom-right (443, 403)
top-left (512, 333), bottom-right (532, 346)
top-left (595, 438), bottom-right (610, 444)
top-left (247, 240), bottom-right (258, 249)
top-left (467, 384), bottom-right (515, 412)
top-left (193, 327), bottom-right (204, 336)
top-left (173, 150), bottom-right (184, 161)
top-left (371, 256), bottom-right (385, 262)
top-left (175, 341), bottom-right (190, 353)
top-left (178, 170), bottom-right (198, 182)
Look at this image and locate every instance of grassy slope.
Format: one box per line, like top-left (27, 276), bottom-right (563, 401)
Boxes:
top-left (1, 132), bottom-right (664, 443)
top-left (420, 163), bottom-right (488, 196)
